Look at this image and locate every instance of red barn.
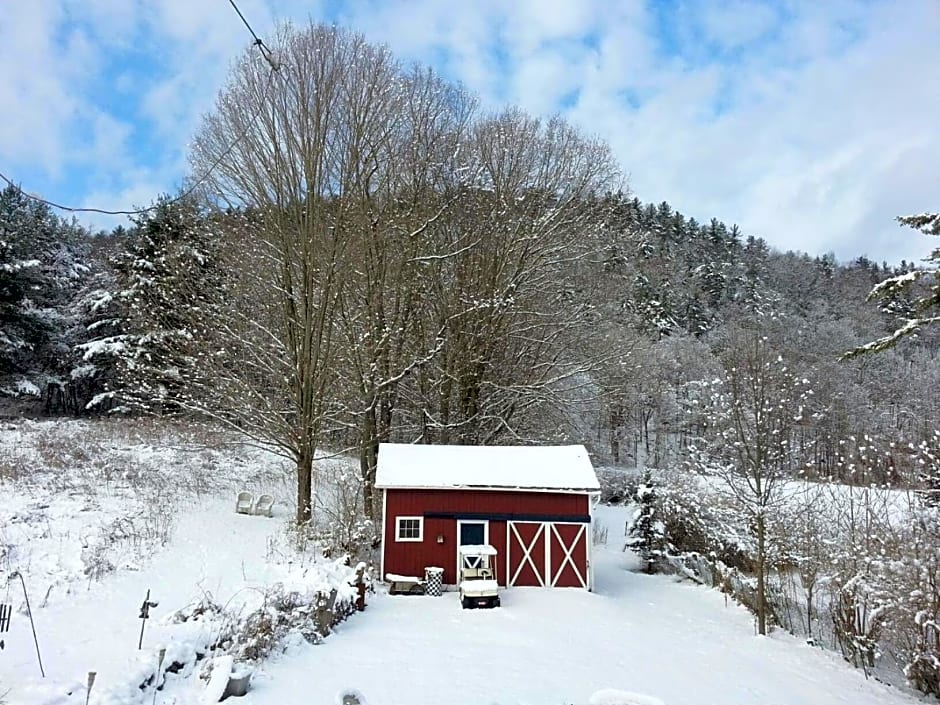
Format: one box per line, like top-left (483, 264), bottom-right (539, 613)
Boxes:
top-left (377, 443), bottom-right (599, 590)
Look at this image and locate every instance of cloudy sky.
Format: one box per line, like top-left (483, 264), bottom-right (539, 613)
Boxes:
top-left (2, 0), bottom-right (938, 265)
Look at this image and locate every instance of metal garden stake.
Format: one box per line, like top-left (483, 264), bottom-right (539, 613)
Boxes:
top-left (152, 648), bottom-right (166, 705)
top-left (0, 602), bottom-right (11, 650)
top-left (138, 589), bottom-right (158, 650)
top-left (85, 671), bottom-right (97, 705)
top-left (9, 571), bottom-right (44, 677)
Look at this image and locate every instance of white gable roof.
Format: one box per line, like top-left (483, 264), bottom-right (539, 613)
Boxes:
top-left (375, 443), bottom-right (599, 492)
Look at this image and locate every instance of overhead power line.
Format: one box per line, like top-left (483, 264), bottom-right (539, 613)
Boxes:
top-left (0, 0), bottom-right (278, 219)
top-left (227, 0), bottom-right (280, 71)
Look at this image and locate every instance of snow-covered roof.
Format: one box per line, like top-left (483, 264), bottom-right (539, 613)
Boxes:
top-left (375, 443), bottom-right (599, 492)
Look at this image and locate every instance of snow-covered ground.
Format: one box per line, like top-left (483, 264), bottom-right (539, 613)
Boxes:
top-left (244, 505), bottom-right (918, 705)
top-left (1, 421), bottom-right (926, 705)
top-left (1, 419), bottom-right (355, 705)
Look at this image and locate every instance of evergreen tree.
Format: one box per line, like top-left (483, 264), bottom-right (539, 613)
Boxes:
top-left (93, 194), bottom-right (224, 412)
top-left (844, 211), bottom-right (940, 358)
top-left (626, 471), bottom-right (665, 574)
top-left (0, 184), bottom-right (90, 383)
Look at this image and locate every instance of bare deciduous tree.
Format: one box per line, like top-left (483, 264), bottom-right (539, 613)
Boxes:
top-left (688, 321), bottom-right (814, 634)
top-left (189, 26), bottom-right (406, 523)
top-left (409, 110), bottom-right (620, 445)
top-left (334, 67), bottom-right (476, 517)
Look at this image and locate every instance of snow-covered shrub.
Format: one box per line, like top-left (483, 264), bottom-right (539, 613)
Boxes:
top-left (656, 471), bottom-right (754, 573)
top-left (308, 518), bottom-right (379, 563)
top-left (881, 506), bottom-right (940, 696)
top-left (596, 466), bottom-right (639, 505)
top-left (307, 461), bottom-right (380, 562)
top-left (80, 541), bottom-right (116, 582)
top-left (654, 470), bottom-right (790, 629)
top-left (899, 596), bottom-right (940, 697)
top-left (179, 560), bottom-right (361, 665)
top-left (830, 573), bottom-right (889, 674)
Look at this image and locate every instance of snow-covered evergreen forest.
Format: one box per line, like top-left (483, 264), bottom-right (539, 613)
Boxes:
top-left (2, 23), bottom-right (939, 698)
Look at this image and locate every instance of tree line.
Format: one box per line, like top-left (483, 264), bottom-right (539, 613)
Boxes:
top-left (2, 24), bottom-right (937, 517)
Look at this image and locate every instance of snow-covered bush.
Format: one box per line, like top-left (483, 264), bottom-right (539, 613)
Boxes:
top-left (307, 461), bottom-right (380, 562)
top-left (596, 466), bottom-right (640, 505)
top-left (883, 506), bottom-right (940, 696)
top-left (831, 573), bottom-right (889, 674)
top-left (656, 470), bottom-right (755, 573)
top-left (175, 559), bottom-right (361, 667)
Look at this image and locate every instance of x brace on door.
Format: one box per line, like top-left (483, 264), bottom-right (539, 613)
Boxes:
top-left (550, 523), bottom-right (587, 588)
top-left (509, 522), bottom-right (546, 587)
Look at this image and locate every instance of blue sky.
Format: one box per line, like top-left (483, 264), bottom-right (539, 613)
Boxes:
top-left (2, 0), bottom-right (938, 265)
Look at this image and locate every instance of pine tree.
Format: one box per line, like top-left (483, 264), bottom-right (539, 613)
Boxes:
top-left (843, 211), bottom-right (939, 357)
top-left (103, 194), bottom-right (224, 412)
top-left (626, 471), bottom-right (665, 574)
top-left (0, 184), bottom-right (90, 382)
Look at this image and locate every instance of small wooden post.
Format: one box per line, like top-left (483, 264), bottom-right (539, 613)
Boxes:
top-left (152, 648), bottom-right (166, 705)
top-left (355, 564), bottom-right (366, 612)
top-left (0, 602), bottom-right (10, 650)
top-left (314, 589), bottom-right (338, 635)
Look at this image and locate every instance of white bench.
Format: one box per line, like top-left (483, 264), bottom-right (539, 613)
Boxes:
top-left (385, 573), bottom-right (426, 595)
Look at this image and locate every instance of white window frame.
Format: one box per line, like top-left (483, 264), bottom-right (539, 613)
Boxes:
top-left (395, 516), bottom-right (424, 542)
top-left (456, 519), bottom-right (490, 579)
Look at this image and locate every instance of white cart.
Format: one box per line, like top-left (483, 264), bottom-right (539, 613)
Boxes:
top-left (458, 544), bottom-right (501, 609)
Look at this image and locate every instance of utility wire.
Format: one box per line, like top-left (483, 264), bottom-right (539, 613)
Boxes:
top-left (227, 0), bottom-right (280, 71)
top-left (0, 0), bottom-right (278, 218)
top-left (227, 0), bottom-right (262, 44)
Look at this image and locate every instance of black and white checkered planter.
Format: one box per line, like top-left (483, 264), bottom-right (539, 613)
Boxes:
top-left (424, 567), bottom-right (444, 596)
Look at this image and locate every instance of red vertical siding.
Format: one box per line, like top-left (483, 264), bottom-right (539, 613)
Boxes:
top-left (382, 489), bottom-right (589, 586)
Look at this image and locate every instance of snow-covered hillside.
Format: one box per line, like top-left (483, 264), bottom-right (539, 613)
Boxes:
top-left (0, 421), bottom-right (927, 705)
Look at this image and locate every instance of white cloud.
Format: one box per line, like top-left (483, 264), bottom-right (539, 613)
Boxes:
top-left (695, 0), bottom-right (779, 50)
top-left (1, 0), bottom-right (936, 266)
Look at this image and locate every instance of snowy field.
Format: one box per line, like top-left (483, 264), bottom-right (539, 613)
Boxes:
top-left (1, 421), bottom-right (926, 705)
top-left (247, 505), bottom-right (918, 705)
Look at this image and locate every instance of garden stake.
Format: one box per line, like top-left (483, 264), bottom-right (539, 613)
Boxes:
top-left (138, 589), bottom-right (158, 650)
top-left (85, 671), bottom-right (96, 705)
top-left (152, 648), bottom-right (166, 705)
top-left (0, 602), bottom-right (11, 650)
top-left (9, 571), bottom-right (44, 677)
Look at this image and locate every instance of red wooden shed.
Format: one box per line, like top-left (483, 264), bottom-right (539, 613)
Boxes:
top-left (377, 443), bottom-right (600, 590)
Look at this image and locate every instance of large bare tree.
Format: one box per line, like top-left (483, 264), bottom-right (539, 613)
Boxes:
top-left (333, 67), bottom-right (477, 517)
top-left (407, 110), bottom-right (620, 445)
top-left (189, 25), bottom-right (412, 523)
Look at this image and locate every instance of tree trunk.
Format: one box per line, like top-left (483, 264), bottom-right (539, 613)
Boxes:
top-left (361, 405), bottom-right (377, 519)
top-left (756, 513), bottom-right (767, 635)
top-left (296, 444), bottom-right (314, 525)
top-left (609, 401), bottom-right (621, 463)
